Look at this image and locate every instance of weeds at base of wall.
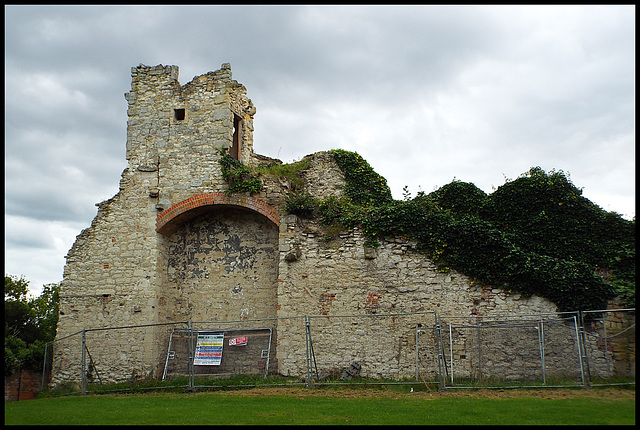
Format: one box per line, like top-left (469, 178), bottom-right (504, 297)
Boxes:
top-left (37, 374), bottom-right (635, 399)
top-left (39, 374), bottom-right (301, 397)
top-left (441, 376), bottom-right (636, 391)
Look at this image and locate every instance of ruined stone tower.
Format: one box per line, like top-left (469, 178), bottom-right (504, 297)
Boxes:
top-left (53, 64), bottom-right (599, 387)
top-left (52, 63), bottom-right (286, 383)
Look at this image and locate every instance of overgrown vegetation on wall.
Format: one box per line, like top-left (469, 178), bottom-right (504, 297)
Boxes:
top-left (326, 150), bottom-right (634, 312)
top-left (219, 152), bottom-right (263, 195)
top-left (220, 149), bottom-right (635, 312)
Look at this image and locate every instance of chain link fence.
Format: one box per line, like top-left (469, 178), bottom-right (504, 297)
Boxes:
top-left (439, 313), bottom-right (586, 388)
top-left (164, 319), bottom-right (280, 386)
top-left (581, 308), bottom-right (636, 384)
top-left (43, 309), bottom-right (634, 394)
top-left (303, 311), bottom-right (439, 386)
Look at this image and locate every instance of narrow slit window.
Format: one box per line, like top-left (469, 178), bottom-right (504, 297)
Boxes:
top-left (174, 108), bottom-right (185, 121)
top-left (231, 114), bottom-right (242, 160)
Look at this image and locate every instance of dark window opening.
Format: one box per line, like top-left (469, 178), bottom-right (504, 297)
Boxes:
top-left (231, 114), bottom-right (242, 160)
top-left (174, 108), bottom-right (185, 121)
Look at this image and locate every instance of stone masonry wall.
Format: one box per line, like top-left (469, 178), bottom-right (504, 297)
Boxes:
top-left (158, 207), bottom-right (279, 324)
top-left (51, 64), bottom-right (622, 387)
top-left (52, 63), bottom-right (258, 385)
top-left (274, 212), bottom-right (565, 379)
top-left (124, 62), bottom-right (256, 211)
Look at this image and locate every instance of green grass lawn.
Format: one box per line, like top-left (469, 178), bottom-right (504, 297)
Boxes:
top-left (4, 388), bottom-right (635, 425)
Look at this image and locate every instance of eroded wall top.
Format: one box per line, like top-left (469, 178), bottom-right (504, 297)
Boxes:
top-left (123, 63), bottom-right (256, 208)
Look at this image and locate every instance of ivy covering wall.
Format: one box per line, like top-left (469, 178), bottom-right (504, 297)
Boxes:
top-left (221, 149), bottom-right (635, 313)
top-left (324, 150), bottom-right (634, 312)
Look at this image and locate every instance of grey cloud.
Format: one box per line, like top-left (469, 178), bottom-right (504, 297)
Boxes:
top-left (4, 5), bottom-right (635, 295)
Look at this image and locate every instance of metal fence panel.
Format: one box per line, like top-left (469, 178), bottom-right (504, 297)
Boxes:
top-left (164, 325), bottom-right (275, 380)
top-left (439, 314), bottom-right (586, 387)
top-left (82, 322), bottom-right (187, 390)
top-left (582, 308), bottom-right (636, 381)
top-left (304, 312), bottom-right (439, 384)
top-left (43, 309), bottom-right (634, 394)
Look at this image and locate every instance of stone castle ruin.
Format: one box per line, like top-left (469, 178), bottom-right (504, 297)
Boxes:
top-left (51, 64), bottom-right (630, 387)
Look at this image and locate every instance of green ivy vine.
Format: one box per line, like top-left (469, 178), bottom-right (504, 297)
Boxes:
top-left (317, 151), bottom-right (633, 312)
top-left (329, 149), bottom-right (394, 206)
top-left (218, 146), bottom-right (634, 312)
top-left (218, 150), bottom-right (263, 195)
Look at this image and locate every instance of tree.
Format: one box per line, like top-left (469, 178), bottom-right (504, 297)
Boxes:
top-left (4, 275), bottom-right (31, 339)
top-left (4, 275), bottom-right (60, 375)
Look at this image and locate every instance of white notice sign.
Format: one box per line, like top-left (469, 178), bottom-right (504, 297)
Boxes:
top-left (193, 333), bottom-right (224, 365)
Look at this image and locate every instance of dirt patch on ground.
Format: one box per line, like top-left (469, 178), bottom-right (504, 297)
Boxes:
top-left (214, 385), bottom-right (635, 401)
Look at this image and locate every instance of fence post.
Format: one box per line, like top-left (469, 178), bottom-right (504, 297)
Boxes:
top-left (477, 320), bottom-right (482, 382)
top-left (435, 313), bottom-right (446, 390)
top-left (304, 316), bottom-right (314, 388)
top-left (264, 327), bottom-right (273, 378)
top-left (601, 311), bottom-right (611, 372)
top-left (537, 319), bottom-right (546, 385)
top-left (187, 321), bottom-right (195, 391)
top-left (577, 312), bottom-right (591, 387)
top-left (414, 325), bottom-right (419, 382)
top-left (81, 329), bottom-right (87, 395)
top-left (41, 341), bottom-right (49, 391)
top-left (573, 315), bottom-right (586, 387)
top-left (162, 327), bottom-right (175, 381)
top-left (448, 323), bottom-right (454, 384)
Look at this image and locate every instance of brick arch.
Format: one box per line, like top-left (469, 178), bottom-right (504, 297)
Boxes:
top-left (156, 193), bottom-right (279, 236)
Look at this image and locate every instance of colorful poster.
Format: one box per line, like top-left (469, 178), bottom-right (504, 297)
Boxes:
top-left (229, 336), bottom-right (247, 346)
top-left (194, 333), bottom-right (224, 365)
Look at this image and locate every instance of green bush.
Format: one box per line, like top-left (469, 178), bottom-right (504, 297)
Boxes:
top-left (5, 276), bottom-right (59, 374)
top-left (428, 180), bottom-right (489, 218)
top-left (257, 158), bottom-right (310, 191)
top-left (329, 149), bottom-right (393, 206)
top-left (285, 191), bottom-right (318, 218)
top-left (324, 155), bottom-right (632, 312)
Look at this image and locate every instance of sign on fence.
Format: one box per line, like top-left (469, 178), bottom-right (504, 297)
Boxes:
top-left (229, 336), bottom-right (247, 346)
top-left (194, 333), bottom-right (224, 365)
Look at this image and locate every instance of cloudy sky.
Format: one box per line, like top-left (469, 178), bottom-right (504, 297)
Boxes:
top-left (4, 5), bottom-right (635, 296)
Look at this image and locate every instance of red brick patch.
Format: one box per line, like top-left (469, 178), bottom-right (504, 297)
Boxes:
top-left (319, 293), bottom-right (336, 315)
top-left (365, 292), bottom-right (381, 314)
top-left (4, 369), bottom-right (42, 401)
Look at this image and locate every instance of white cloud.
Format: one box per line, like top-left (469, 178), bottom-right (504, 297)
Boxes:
top-left (4, 215), bottom-right (86, 296)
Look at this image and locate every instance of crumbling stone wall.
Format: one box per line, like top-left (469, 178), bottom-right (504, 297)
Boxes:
top-left (158, 207), bottom-right (279, 323)
top-left (52, 63), bottom-right (262, 385)
top-left (274, 212), bottom-right (564, 378)
top-left (51, 64), bottom-right (620, 387)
